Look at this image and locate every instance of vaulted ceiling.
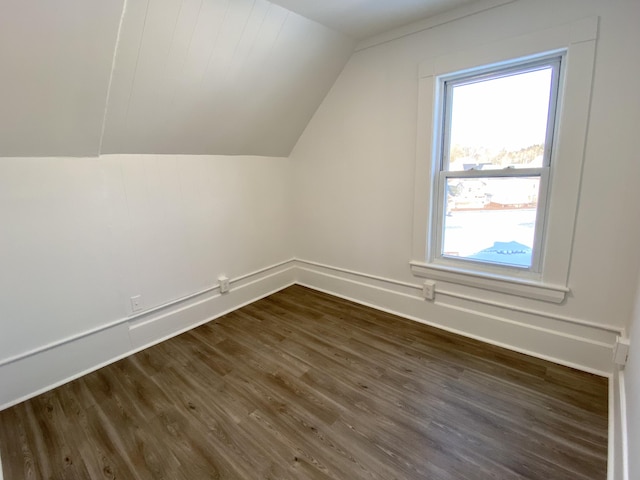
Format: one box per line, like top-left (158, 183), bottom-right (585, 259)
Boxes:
top-left (0, 0), bottom-right (123, 157)
top-left (0, 0), bottom-right (487, 157)
top-left (102, 0), bottom-right (354, 156)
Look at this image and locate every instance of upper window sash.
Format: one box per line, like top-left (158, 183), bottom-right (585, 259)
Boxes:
top-left (438, 55), bottom-right (563, 173)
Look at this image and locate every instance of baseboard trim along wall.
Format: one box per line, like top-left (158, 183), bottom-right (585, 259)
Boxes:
top-left (617, 368), bottom-right (630, 480)
top-left (294, 259), bottom-right (620, 376)
top-left (0, 260), bottom-right (296, 411)
top-left (0, 257), bottom-right (622, 411)
top-left (607, 366), bottom-right (630, 480)
top-left (296, 261), bottom-right (628, 477)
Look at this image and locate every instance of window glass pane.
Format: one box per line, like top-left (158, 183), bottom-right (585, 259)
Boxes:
top-left (446, 67), bottom-right (553, 171)
top-left (442, 176), bottom-right (540, 267)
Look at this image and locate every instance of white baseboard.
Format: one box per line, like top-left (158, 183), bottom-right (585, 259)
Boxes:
top-left (0, 257), bottom-right (619, 412)
top-left (608, 366), bottom-right (629, 480)
top-left (619, 370), bottom-right (629, 480)
top-left (128, 265), bottom-right (295, 351)
top-left (295, 260), bottom-right (618, 376)
top-left (0, 322), bottom-right (133, 411)
top-left (0, 257), bottom-right (623, 480)
top-left (609, 372), bottom-right (616, 480)
top-left (618, 368), bottom-right (629, 480)
top-left (0, 261), bottom-right (295, 411)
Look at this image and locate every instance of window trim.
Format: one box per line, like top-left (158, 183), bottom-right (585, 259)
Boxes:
top-left (433, 55), bottom-right (562, 274)
top-left (410, 17), bottom-right (598, 303)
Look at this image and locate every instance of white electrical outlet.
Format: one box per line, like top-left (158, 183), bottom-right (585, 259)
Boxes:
top-left (130, 295), bottom-right (143, 312)
top-left (219, 276), bottom-right (230, 294)
top-left (422, 280), bottom-right (436, 300)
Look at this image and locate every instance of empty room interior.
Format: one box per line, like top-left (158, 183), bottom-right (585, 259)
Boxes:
top-left (0, 0), bottom-right (639, 478)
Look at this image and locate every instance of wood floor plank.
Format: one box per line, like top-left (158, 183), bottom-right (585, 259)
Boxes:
top-left (0, 285), bottom-right (608, 479)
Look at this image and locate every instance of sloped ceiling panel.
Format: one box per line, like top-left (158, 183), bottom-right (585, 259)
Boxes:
top-left (0, 0), bottom-right (124, 156)
top-left (101, 0), bottom-right (355, 156)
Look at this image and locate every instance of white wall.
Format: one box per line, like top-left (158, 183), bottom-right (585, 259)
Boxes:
top-left (0, 154), bottom-right (294, 407)
top-left (291, 0), bottom-right (640, 373)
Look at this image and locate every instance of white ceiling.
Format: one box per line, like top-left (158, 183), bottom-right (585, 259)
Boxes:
top-left (102, 0), bottom-right (354, 156)
top-left (0, 0), bottom-right (354, 157)
top-left (268, 0), bottom-right (482, 39)
top-left (0, 0), bottom-right (124, 156)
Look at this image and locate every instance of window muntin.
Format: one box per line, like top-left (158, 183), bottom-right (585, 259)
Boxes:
top-left (433, 56), bottom-right (562, 272)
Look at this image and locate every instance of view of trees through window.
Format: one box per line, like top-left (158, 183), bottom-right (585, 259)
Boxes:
top-left (449, 143), bottom-right (544, 169)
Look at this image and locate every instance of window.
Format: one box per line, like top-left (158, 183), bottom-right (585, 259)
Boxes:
top-left (410, 18), bottom-right (598, 303)
top-left (435, 56), bottom-right (561, 272)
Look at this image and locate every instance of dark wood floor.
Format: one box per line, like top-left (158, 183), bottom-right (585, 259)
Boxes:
top-left (0, 285), bottom-right (608, 479)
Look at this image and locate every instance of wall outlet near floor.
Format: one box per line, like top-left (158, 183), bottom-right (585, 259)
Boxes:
top-left (130, 295), bottom-right (143, 312)
top-left (219, 276), bottom-right (230, 294)
top-left (422, 280), bottom-right (436, 300)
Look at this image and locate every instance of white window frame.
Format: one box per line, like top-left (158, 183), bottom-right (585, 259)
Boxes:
top-left (410, 18), bottom-right (598, 303)
top-left (435, 55), bottom-right (561, 274)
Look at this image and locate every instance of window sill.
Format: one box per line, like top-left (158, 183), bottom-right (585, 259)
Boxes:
top-left (409, 261), bottom-right (569, 303)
